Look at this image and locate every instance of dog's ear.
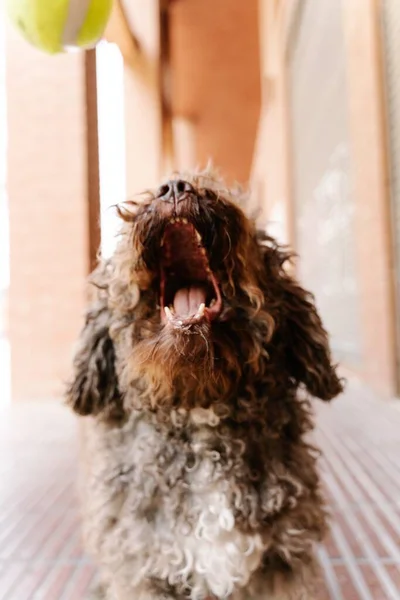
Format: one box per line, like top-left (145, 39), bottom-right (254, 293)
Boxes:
top-left (258, 233), bottom-right (344, 401)
top-left (278, 276), bottom-right (344, 401)
top-left (66, 306), bottom-right (124, 419)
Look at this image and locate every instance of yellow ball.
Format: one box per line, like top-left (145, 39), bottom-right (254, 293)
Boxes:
top-left (7, 0), bottom-right (113, 54)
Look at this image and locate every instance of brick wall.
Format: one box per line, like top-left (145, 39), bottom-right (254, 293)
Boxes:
top-left (6, 25), bottom-right (94, 401)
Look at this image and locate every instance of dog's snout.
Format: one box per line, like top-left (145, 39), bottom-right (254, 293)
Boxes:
top-left (157, 179), bottom-right (194, 202)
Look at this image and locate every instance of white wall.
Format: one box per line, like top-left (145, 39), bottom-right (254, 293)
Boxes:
top-left (96, 41), bottom-right (126, 259)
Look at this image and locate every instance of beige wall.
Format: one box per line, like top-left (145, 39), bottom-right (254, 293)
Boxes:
top-left (6, 26), bottom-right (92, 401)
top-left (172, 117), bottom-right (197, 172)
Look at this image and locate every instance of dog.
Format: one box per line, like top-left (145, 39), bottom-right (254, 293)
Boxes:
top-left (67, 171), bottom-right (343, 600)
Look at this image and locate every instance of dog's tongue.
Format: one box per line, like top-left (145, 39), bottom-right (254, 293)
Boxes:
top-left (173, 285), bottom-right (207, 316)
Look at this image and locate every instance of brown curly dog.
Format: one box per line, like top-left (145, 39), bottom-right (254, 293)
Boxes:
top-left (67, 171), bottom-right (343, 600)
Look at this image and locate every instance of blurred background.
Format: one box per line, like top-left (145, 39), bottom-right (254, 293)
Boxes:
top-left (1, 0), bottom-right (400, 598)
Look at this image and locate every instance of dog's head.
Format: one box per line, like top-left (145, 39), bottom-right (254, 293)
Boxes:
top-left (69, 172), bottom-right (343, 416)
top-left (112, 174), bottom-right (264, 318)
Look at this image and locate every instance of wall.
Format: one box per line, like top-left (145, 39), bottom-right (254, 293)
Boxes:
top-left (250, 1), bottom-right (292, 242)
top-left (169, 0), bottom-right (261, 185)
top-left (251, 0), bottom-right (397, 397)
top-left (6, 25), bottom-right (93, 401)
top-left (122, 0), bottom-right (164, 194)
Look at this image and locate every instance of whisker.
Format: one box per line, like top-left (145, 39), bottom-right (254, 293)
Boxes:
top-left (223, 228), bottom-right (233, 262)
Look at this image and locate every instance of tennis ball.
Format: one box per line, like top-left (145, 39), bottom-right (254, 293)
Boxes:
top-left (6, 0), bottom-right (113, 55)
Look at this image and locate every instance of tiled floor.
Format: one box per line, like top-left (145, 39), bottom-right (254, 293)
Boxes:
top-left (0, 403), bottom-right (95, 599)
top-left (315, 384), bottom-right (400, 600)
top-left (0, 383), bottom-right (400, 599)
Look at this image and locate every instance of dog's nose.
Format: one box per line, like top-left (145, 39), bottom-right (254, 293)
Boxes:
top-left (157, 179), bottom-right (194, 202)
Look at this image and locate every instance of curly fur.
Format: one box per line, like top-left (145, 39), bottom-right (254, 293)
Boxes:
top-left (67, 170), bottom-right (343, 600)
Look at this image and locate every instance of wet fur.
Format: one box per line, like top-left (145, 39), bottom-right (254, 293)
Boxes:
top-left (67, 171), bottom-right (343, 599)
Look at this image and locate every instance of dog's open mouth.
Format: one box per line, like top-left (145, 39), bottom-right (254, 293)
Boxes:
top-left (160, 218), bottom-right (222, 327)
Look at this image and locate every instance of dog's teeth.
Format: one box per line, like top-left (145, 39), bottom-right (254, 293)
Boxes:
top-left (195, 231), bottom-right (202, 242)
top-left (164, 306), bottom-right (174, 321)
top-left (160, 238), bottom-right (164, 247)
top-left (182, 218), bottom-right (188, 224)
top-left (210, 299), bottom-right (216, 307)
top-left (200, 247), bottom-right (206, 255)
top-left (196, 303), bottom-right (205, 318)
top-left (170, 218), bottom-right (176, 224)
top-left (175, 217), bottom-right (182, 223)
